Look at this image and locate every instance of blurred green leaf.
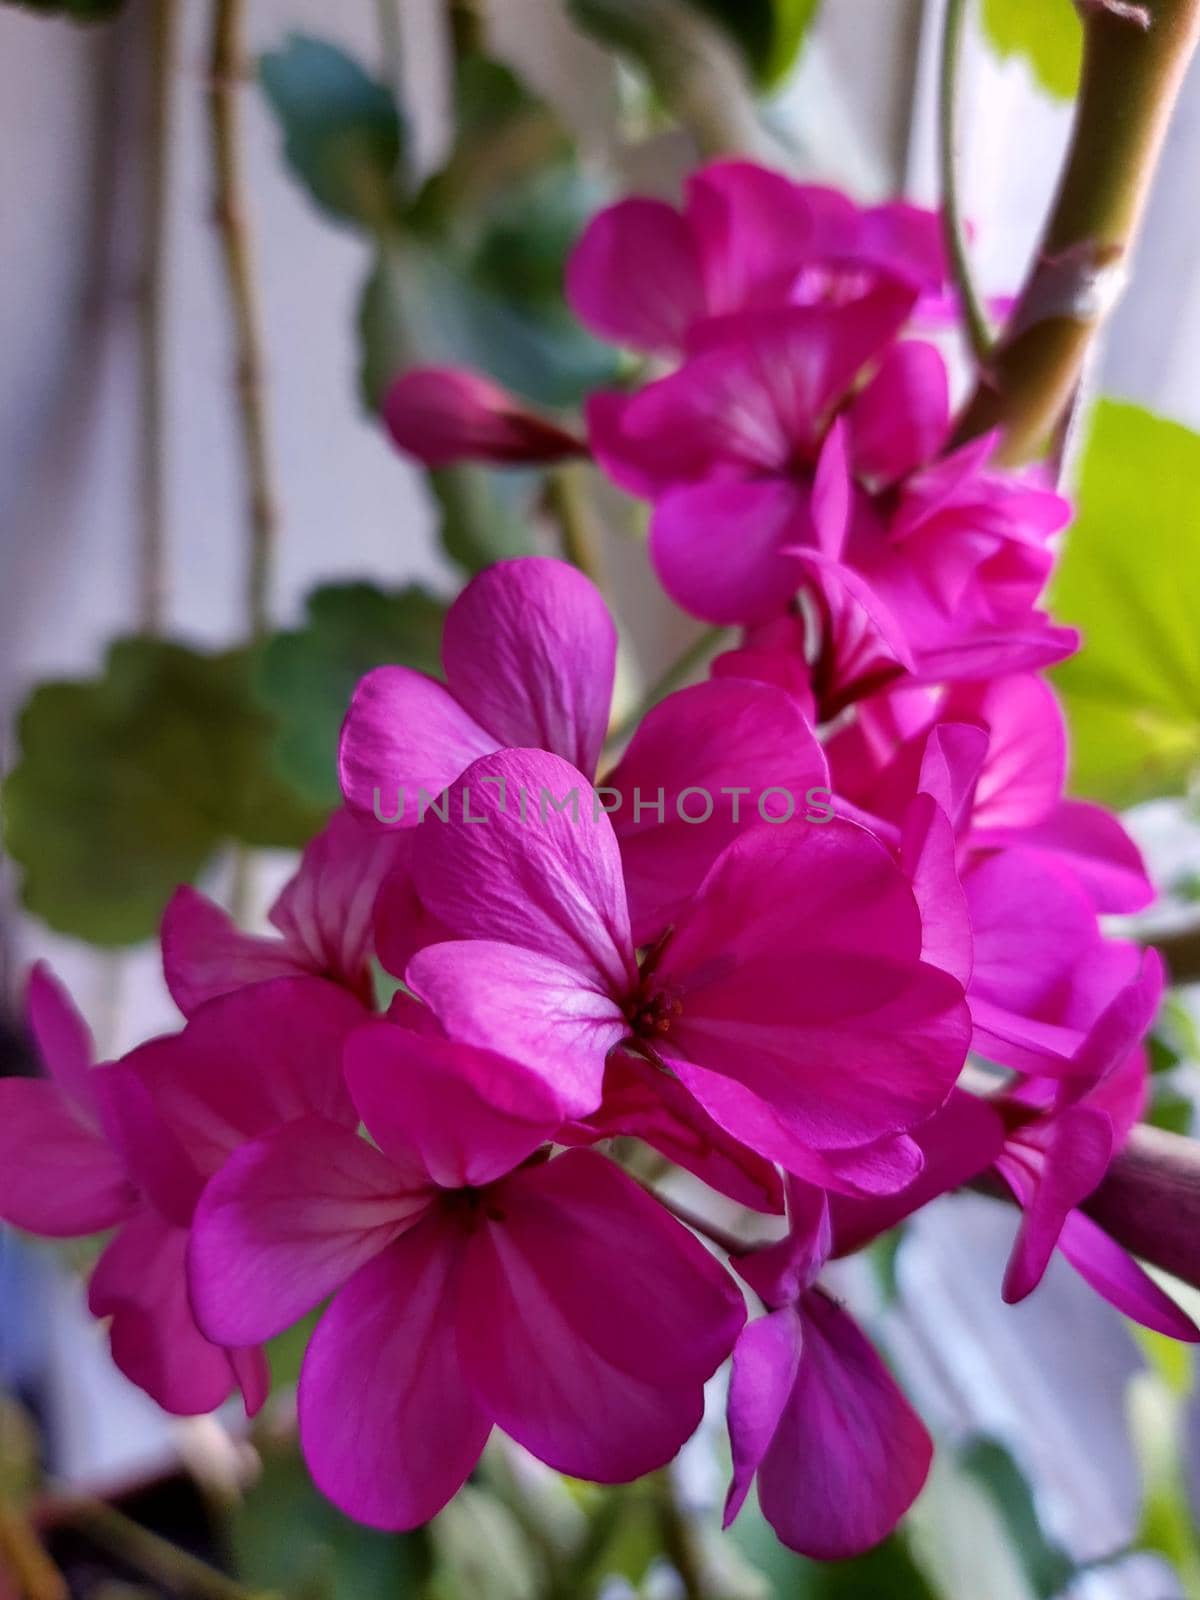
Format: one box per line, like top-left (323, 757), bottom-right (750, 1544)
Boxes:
top-left (4, 639), bottom-right (325, 945)
top-left (729, 1495), bottom-right (937, 1597)
top-left (256, 583), bottom-right (447, 808)
top-left (683, 0), bottom-right (820, 86)
top-left (980, 0), bottom-right (1082, 100)
top-left (231, 1433), bottom-right (430, 1598)
top-left (1050, 402), bottom-right (1200, 806)
top-left (960, 1439), bottom-right (1075, 1599)
top-left (1, 0), bottom-right (123, 18)
top-left (431, 467), bottom-right (543, 575)
top-left (260, 35), bottom-right (405, 227)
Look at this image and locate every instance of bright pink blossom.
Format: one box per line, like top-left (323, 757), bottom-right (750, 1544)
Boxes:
top-left (0, 969), bottom-right (364, 1415)
top-left (340, 556), bottom-right (829, 946)
top-left (384, 366), bottom-right (586, 468)
top-left (589, 307), bottom-right (1075, 687)
top-left (404, 747), bottom-right (970, 1191)
top-left (189, 1018), bottom-right (745, 1529)
top-left (724, 1182), bottom-right (932, 1559)
top-left (567, 159), bottom-right (946, 357)
top-left (162, 808), bottom-right (406, 1014)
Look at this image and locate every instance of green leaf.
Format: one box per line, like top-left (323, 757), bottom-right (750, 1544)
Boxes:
top-left (981, 0), bottom-right (1082, 100)
top-left (1050, 401), bottom-right (1200, 806)
top-left (3, 639), bottom-right (325, 945)
top-left (1, 0), bottom-right (123, 18)
top-left (431, 467), bottom-right (542, 575)
top-left (231, 1433), bottom-right (431, 1599)
top-left (429, 1486), bottom-right (542, 1599)
top-left (683, 0), bottom-right (820, 86)
top-left (255, 582), bottom-right (447, 809)
top-left (259, 35), bottom-right (405, 227)
top-left (729, 1496), bottom-right (937, 1597)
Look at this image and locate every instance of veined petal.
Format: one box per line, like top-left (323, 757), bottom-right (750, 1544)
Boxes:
top-left (299, 1214), bottom-right (489, 1530)
top-left (162, 886), bottom-right (307, 1017)
top-left (189, 1118), bottom-right (428, 1346)
top-left (442, 558), bottom-right (616, 780)
top-left (0, 1078), bottom-right (136, 1237)
top-left (650, 478), bottom-right (809, 626)
top-left (566, 197), bottom-right (705, 353)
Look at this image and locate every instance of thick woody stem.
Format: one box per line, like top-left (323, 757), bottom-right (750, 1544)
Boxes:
top-left (208, 0), bottom-right (278, 640)
top-left (952, 0), bottom-right (1200, 464)
top-left (1083, 1123), bottom-right (1200, 1292)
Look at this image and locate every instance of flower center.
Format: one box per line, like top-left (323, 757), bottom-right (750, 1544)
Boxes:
top-left (624, 981), bottom-right (682, 1040)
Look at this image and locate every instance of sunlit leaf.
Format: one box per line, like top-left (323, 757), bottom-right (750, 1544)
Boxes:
top-left (1051, 402), bottom-right (1200, 806)
top-left (256, 583), bottom-right (447, 808)
top-left (981, 0), bottom-right (1082, 100)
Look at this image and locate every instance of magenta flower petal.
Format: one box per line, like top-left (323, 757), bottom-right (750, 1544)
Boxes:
top-left (383, 367), bottom-right (584, 467)
top-left (114, 977), bottom-right (363, 1197)
top-left (829, 1088), bottom-right (1006, 1255)
top-left (608, 677), bottom-right (828, 945)
top-left (990, 798), bottom-right (1154, 914)
top-left (162, 887), bottom-right (307, 1016)
top-left (723, 1307), bottom-right (802, 1527)
top-left (0, 1079), bottom-right (136, 1236)
top-left (847, 340), bottom-right (948, 487)
top-left (1058, 1211), bottom-right (1200, 1341)
top-left (1001, 1105), bottom-right (1115, 1303)
top-left (343, 1020), bottom-right (561, 1190)
top-left (189, 1118), bottom-right (428, 1347)
top-left (89, 1209), bottom-right (244, 1416)
top-left (656, 823), bottom-right (970, 1151)
top-left (566, 197), bottom-right (706, 352)
top-left (570, 1049), bottom-right (784, 1213)
top-left (650, 478), bottom-right (810, 626)
top-left (299, 1213), bottom-right (490, 1530)
top-left (339, 665), bottom-right (497, 827)
top-left (268, 808), bottom-right (409, 991)
top-left (939, 674), bottom-right (1065, 832)
top-left (460, 1150), bottom-right (744, 1481)
top-left (27, 962), bottom-right (96, 1110)
top-left (411, 749), bottom-right (636, 991)
top-left (900, 793), bottom-right (972, 986)
top-left (406, 941), bottom-right (625, 1118)
top-left (753, 1291), bottom-right (932, 1559)
top-left (442, 558), bottom-right (617, 780)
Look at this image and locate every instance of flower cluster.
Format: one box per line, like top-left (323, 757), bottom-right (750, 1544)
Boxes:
top-left (2, 159), bottom-right (1193, 1561)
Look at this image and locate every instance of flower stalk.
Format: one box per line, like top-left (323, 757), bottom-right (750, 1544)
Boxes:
top-left (953, 0), bottom-right (1200, 464)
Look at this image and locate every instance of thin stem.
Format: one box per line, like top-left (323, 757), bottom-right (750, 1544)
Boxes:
top-left (604, 626), bottom-right (729, 752)
top-left (952, 0), bottom-right (1200, 463)
top-left (626, 1166), bottom-right (759, 1257)
top-left (375, 0), bottom-right (403, 97)
top-left (0, 1502), bottom-right (67, 1600)
top-left (1082, 1123), bottom-right (1200, 1291)
top-left (39, 1495), bottom-right (270, 1600)
top-left (650, 1469), bottom-right (705, 1600)
top-left (938, 0), bottom-right (992, 363)
top-left (544, 466), bottom-right (603, 588)
top-left (208, 0), bottom-right (278, 641)
top-left (138, 0), bottom-right (176, 635)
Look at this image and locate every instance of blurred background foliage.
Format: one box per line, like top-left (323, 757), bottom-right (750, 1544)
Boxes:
top-left (3, 0), bottom-right (1200, 1597)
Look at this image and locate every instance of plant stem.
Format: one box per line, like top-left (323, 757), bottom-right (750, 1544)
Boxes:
top-left (1081, 1123), bottom-right (1200, 1292)
top-left (952, 0), bottom-right (1200, 464)
top-left (604, 626), bottom-right (729, 752)
top-left (375, 0), bottom-right (403, 96)
top-left (1147, 918), bottom-right (1200, 984)
top-left (39, 1495), bottom-right (270, 1600)
top-left (208, 0), bottom-right (278, 641)
top-left (138, 0), bottom-right (176, 635)
top-left (0, 1502), bottom-right (67, 1600)
top-left (544, 466), bottom-right (603, 588)
top-left (938, 0), bottom-right (992, 363)
top-left (651, 1470), bottom-right (705, 1600)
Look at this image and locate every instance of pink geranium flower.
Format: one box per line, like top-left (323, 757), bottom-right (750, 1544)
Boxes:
top-left (0, 968), bottom-right (364, 1415)
top-left (403, 746), bottom-right (970, 1193)
top-left (189, 1018), bottom-right (745, 1529)
top-left (567, 159), bottom-right (947, 357)
top-left (588, 299), bottom-right (1076, 686)
top-left (162, 807), bottom-right (407, 1014)
top-left (724, 1181), bottom-right (932, 1559)
top-left (339, 556), bottom-right (829, 946)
